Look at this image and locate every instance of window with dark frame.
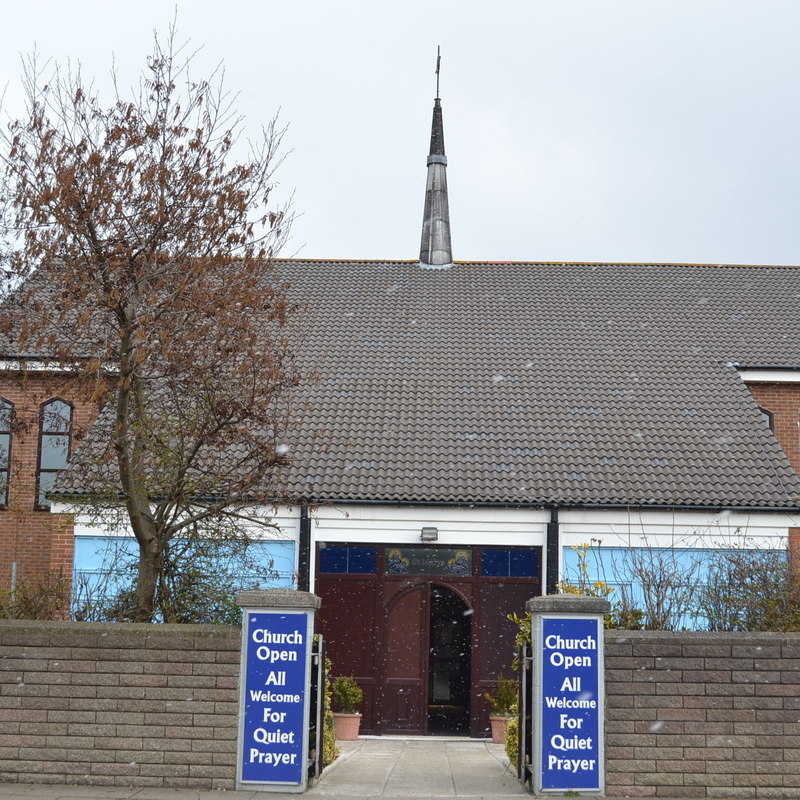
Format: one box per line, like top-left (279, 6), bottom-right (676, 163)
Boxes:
top-left (36, 398), bottom-right (72, 510)
top-left (0, 399), bottom-right (12, 507)
top-left (758, 406), bottom-right (774, 431)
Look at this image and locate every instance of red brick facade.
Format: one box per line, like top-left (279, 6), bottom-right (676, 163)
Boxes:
top-left (746, 381), bottom-right (800, 573)
top-left (791, 528), bottom-right (800, 576)
top-left (746, 381), bottom-right (800, 476)
top-left (0, 373), bottom-right (99, 593)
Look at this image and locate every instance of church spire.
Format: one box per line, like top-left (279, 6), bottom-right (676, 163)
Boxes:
top-left (419, 47), bottom-right (452, 267)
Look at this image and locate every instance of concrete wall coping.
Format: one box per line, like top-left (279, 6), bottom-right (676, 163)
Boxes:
top-left (606, 629), bottom-right (800, 641)
top-left (0, 618), bottom-right (240, 635)
top-left (526, 593), bottom-right (611, 615)
top-left (236, 589), bottom-right (321, 610)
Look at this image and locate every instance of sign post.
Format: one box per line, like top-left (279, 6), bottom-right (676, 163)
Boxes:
top-left (527, 594), bottom-right (610, 795)
top-left (236, 589), bottom-right (321, 793)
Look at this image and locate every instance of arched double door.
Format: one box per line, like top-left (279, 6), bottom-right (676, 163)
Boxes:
top-left (315, 543), bottom-right (541, 737)
top-left (383, 582), bottom-right (471, 734)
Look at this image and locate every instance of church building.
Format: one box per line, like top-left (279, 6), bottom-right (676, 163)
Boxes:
top-left (1, 79), bottom-right (800, 738)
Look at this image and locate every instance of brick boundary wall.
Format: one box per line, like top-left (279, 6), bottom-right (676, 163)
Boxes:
top-left (0, 619), bottom-right (241, 790)
top-left (1, 622), bottom-right (800, 794)
top-left (605, 630), bottom-right (800, 799)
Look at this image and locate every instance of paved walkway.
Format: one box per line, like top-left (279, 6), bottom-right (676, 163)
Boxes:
top-left (309, 738), bottom-right (526, 798)
top-left (0, 739), bottom-right (527, 800)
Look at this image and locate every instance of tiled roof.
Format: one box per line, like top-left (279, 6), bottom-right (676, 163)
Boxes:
top-left (52, 259), bottom-right (800, 509)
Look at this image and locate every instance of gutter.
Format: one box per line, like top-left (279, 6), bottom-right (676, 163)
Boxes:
top-left (297, 504), bottom-right (311, 591)
top-left (546, 506), bottom-right (559, 595)
top-left (289, 497), bottom-right (800, 515)
top-left (727, 362), bottom-right (800, 371)
top-left (49, 494), bottom-right (800, 515)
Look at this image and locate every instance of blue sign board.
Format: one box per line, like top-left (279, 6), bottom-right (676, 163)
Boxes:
top-left (534, 615), bottom-right (604, 793)
top-left (237, 610), bottom-right (313, 791)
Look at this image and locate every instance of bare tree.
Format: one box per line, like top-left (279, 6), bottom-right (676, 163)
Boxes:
top-left (0, 25), bottom-right (305, 621)
top-left (615, 546), bottom-right (702, 631)
top-left (698, 548), bottom-right (800, 632)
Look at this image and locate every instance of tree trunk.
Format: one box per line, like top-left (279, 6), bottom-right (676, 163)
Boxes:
top-left (133, 536), bottom-right (162, 622)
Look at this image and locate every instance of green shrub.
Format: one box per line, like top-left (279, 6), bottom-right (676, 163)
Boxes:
top-left (322, 657), bottom-right (339, 767)
top-left (505, 715), bottom-right (519, 766)
top-left (484, 676), bottom-right (517, 715)
top-left (331, 675), bottom-right (363, 714)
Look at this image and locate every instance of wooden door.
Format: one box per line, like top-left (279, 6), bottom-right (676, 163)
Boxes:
top-left (315, 575), bottom-right (380, 733)
top-left (380, 584), bottom-right (429, 734)
top-left (473, 580), bottom-right (539, 736)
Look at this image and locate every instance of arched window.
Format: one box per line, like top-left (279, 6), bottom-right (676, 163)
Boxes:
top-left (36, 398), bottom-right (73, 510)
top-left (0, 398), bottom-right (13, 507)
top-left (758, 406), bottom-right (774, 431)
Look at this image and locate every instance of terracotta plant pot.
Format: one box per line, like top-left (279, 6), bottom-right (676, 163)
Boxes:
top-left (333, 712), bottom-right (361, 741)
top-left (489, 714), bottom-right (512, 744)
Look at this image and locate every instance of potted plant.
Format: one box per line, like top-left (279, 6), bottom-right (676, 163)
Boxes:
top-left (331, 676), bottom-right (363, 741)
top-left (484, 676), bottom-right (517, 744)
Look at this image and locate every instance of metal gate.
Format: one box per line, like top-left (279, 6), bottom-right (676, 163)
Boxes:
top-left (308, 636), bottom-right (326, 781)
top-left (517, 641), bottom-right (533, 787)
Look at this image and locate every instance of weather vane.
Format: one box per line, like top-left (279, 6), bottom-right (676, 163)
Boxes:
top-left (435, 45), bottom-right (441, 99)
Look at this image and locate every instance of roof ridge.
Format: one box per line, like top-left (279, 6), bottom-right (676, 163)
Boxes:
top-left (453, 260), bottom-right (800, 269)
top-left (273, 258), bottom-right (419, 264)
top-left (270, 257), bottom-right (800, 269)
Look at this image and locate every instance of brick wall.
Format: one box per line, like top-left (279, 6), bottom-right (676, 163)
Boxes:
top-left (744, 381), bottom-right (800, 575)
top-left (746, 382), bottom-right (800, 475)
top-left (606, 630), bottom-right (800, 799)
top-left (2, 622), bottom-right (800, 794)
top-left (0, 619), bottom-right (241, 790)
top-left (0, 374), bottom-right (101, 594)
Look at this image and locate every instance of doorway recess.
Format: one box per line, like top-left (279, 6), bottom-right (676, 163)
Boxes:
top-left (427, 584), bottom-right (471, 734)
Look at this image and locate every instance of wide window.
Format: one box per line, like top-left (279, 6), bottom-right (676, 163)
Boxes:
top-left (36, 398), bottom-right (72, 510)
top-left (319, 544), bottom-right (376, 574)
top-left (480, 547), bottom-right (538, 577)
top-left (0, 399), bottom-right (12, 507)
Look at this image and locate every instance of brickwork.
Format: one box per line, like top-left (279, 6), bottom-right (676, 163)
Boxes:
top-left (0, 619), bottom-right (241, 790)
top-left (746, 381), bottom-right (800, 575)
top-left (746, 382), bottom-right (800, 476)
top-left (0, 374), bottom-right (100, 594)
top-left (1, 621), bottom-right (799, 794)
top-left (605, 630), bottom-right (800, 799)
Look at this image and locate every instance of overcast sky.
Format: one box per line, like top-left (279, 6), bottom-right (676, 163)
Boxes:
top-left (2, 1), bottom-right (799, 265)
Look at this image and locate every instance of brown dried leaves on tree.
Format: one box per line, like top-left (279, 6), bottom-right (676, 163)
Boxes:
top-left (0, 27), bottom-right (306, 621)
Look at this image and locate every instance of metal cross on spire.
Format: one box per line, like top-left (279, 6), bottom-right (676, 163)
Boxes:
top-left (435, 45), bottom-right (441, 99)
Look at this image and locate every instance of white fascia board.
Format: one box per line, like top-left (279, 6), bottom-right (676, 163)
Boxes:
top-left (50, 501), bottom-right (78, 515)
top-left (739, 369), bottom-right (800, 383)
top-left (309, 503), bottom-right (550, 524)
top-left (67, 503), bottom-right (301, 540)
top-left (308, 503), bottom-right (549, 546)
top-left (0, 359), bottom-right (76, 373)
top-left (559, 508), bottom-right (800, 528)
top-left (559, 508), bottom-right (798, 551)
top-left (0, 358), bottom-right (119, 374)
